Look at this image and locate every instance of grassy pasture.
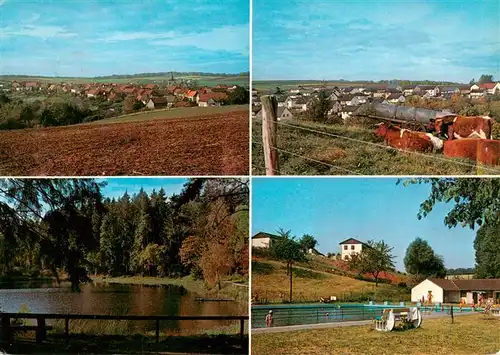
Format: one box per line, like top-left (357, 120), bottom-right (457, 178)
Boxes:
top-left (251, 118), bottom-right (497, 175)
top-left (251, 314), bottom-right (500, 355)
top-left (91, 105), bottom-right (248, 125)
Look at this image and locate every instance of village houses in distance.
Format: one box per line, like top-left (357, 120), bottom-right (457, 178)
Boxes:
top-left (0, 74), bottom-right (249, 123)
top-left (252, 82), bottom-right (500, 121)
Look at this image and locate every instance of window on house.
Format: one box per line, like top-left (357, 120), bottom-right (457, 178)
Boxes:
top-left (351, 245), bottom-right (355, 250)
top-left (460, 291), bottom-right (466, 297)
top-left (343, 245), bottom-right (348, 250)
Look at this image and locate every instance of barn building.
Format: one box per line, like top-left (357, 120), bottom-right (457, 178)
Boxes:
top-left (251, 232), bottom-right (280, 249)
top-left (411, 278), bottom-right (500, 304)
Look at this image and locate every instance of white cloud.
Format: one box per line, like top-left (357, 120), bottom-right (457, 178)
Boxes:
top-left (27, 13), bottom-right (41, 23)
top-left (97, 24), bottom-right (249, 55)
top-left (99, 31), bottom-right (176, 42)
top-left (152, 25), bottom-right (249, 55)
top-left (1, 25), bottom-right (76, 39)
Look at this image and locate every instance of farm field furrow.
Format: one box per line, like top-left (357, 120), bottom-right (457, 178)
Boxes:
top-left (0, 110), bottom-right (249, 176)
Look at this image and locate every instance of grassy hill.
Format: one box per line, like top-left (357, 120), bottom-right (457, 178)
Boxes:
top-left (90, 105), bottom-right (248, 125)
top-left (252, 255), bottom-right (411, 304)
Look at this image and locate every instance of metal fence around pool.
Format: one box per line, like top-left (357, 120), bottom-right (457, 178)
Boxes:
top-left (251, 303), bottom-right (480, 328)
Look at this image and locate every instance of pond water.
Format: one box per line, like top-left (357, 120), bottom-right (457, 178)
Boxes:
top-left (0, 280), bottom-right (247, 335)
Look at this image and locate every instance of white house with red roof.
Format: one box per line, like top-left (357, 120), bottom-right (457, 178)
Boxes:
top-left (186, 90), bottom-right (199, 103)
top-left (479, 82), bottom-right (500, 95)
top-left (411, 278), bottom-right (500, 304)
top-left (198, 92), bottom-right (228, 107)
top-left (470, 82), bottom-right (500, 95)
top-left (339, 238), bottom-right (369, 260)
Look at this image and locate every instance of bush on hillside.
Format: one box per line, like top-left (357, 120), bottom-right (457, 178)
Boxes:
top-left (0, 97), bottom-right (93, 129)
top-left (353, 273), bottom-right (392, 284)
top-left (252, 247), bottom-right (271, 259)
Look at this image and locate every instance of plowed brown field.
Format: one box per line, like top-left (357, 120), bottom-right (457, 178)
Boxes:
top-left (0, 110), bottom-right (249, 176)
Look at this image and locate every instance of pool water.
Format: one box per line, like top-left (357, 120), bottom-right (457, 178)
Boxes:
top-left (251, 303), bottom-right (480, 328)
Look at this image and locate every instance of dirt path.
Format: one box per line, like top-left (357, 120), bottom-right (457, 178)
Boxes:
top-left (0, 110), bottom-right (249, 176)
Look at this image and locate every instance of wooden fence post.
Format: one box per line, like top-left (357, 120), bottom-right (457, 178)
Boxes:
top-left (65, 318), bottom-right (69, 346)
top-left (36, 316), bottom-right (46, 343)
top-left (155, 319), bottom-right (160, 345)
top-left (261, 95), bottom-right (279, 175)
top-left (1, 314), bottom-right (11, 343)
top-left (240, 319), bottom-right (245, 348)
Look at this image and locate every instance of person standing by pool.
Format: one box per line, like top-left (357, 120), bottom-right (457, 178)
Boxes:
top-left (265, 310), bottom-right (273, 327)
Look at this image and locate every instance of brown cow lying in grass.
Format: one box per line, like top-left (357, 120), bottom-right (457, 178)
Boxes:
top-left (433, 115), bottom-right (492, 140)
top-left (374, 123), bottom-right (443, 153)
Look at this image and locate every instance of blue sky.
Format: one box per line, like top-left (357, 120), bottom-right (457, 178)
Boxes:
top-left (98, 178), bottom-right (187, 199)
top-left (0, 0), bottom-right (249, 76)
top-left (253, 0), bottom-right (500, 82)
top-left (252, 178), bottom-right (478, 271)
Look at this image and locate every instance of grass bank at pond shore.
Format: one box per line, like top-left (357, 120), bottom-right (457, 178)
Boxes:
top-left (3, 333), bottom-right (248, 354)
top-left (0, 274), bottom-right (54, 284)
top-left (251, 314), bottom-right (500, 355)
top-left (91, 275), bottom-right (249, 303)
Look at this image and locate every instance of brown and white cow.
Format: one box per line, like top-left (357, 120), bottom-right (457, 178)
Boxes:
top-left (477, 139), bottom-right (500, 166)
top-left (374, 123), bottom-right (443, 153)
top-left (444, 139), bottom-right (500, 166)
top-left (433, 115), bottom-right (492, 140)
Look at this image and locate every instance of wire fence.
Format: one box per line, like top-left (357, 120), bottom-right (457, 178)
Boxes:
top-left (277, 121), bottom-right (500, 174)
top-left (254, 115), bottom-right (500, 175)
top-left (253, 141), bottom-right (361, 175)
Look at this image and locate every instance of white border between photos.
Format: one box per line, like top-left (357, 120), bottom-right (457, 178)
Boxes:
top-left (248, 0), bottom-right (254, 348)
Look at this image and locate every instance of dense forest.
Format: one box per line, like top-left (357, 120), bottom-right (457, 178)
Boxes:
top-left (0, 178), bottom-right (249, 291)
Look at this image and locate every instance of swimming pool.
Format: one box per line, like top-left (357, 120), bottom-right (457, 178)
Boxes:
top-left (251, 303), bottom-right (481, 328)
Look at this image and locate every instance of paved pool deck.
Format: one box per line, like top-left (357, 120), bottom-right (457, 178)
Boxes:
top-left (252, 311), bottom-right (477, 334)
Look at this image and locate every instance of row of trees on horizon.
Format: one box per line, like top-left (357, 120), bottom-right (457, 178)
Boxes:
top-left (257, 74), bottom-right (496, 85)
top-left (0, 72), bottom-right (250, 80)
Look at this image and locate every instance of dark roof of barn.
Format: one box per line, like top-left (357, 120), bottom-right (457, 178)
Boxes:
top-left (252, 232), bottom-right (281, 239)
top-left (278, 106), bottom-right (291, 117)
top-left (429, 278), bottom-right (500, 291)
top-left (150, 97), bottom-right (168, 104)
